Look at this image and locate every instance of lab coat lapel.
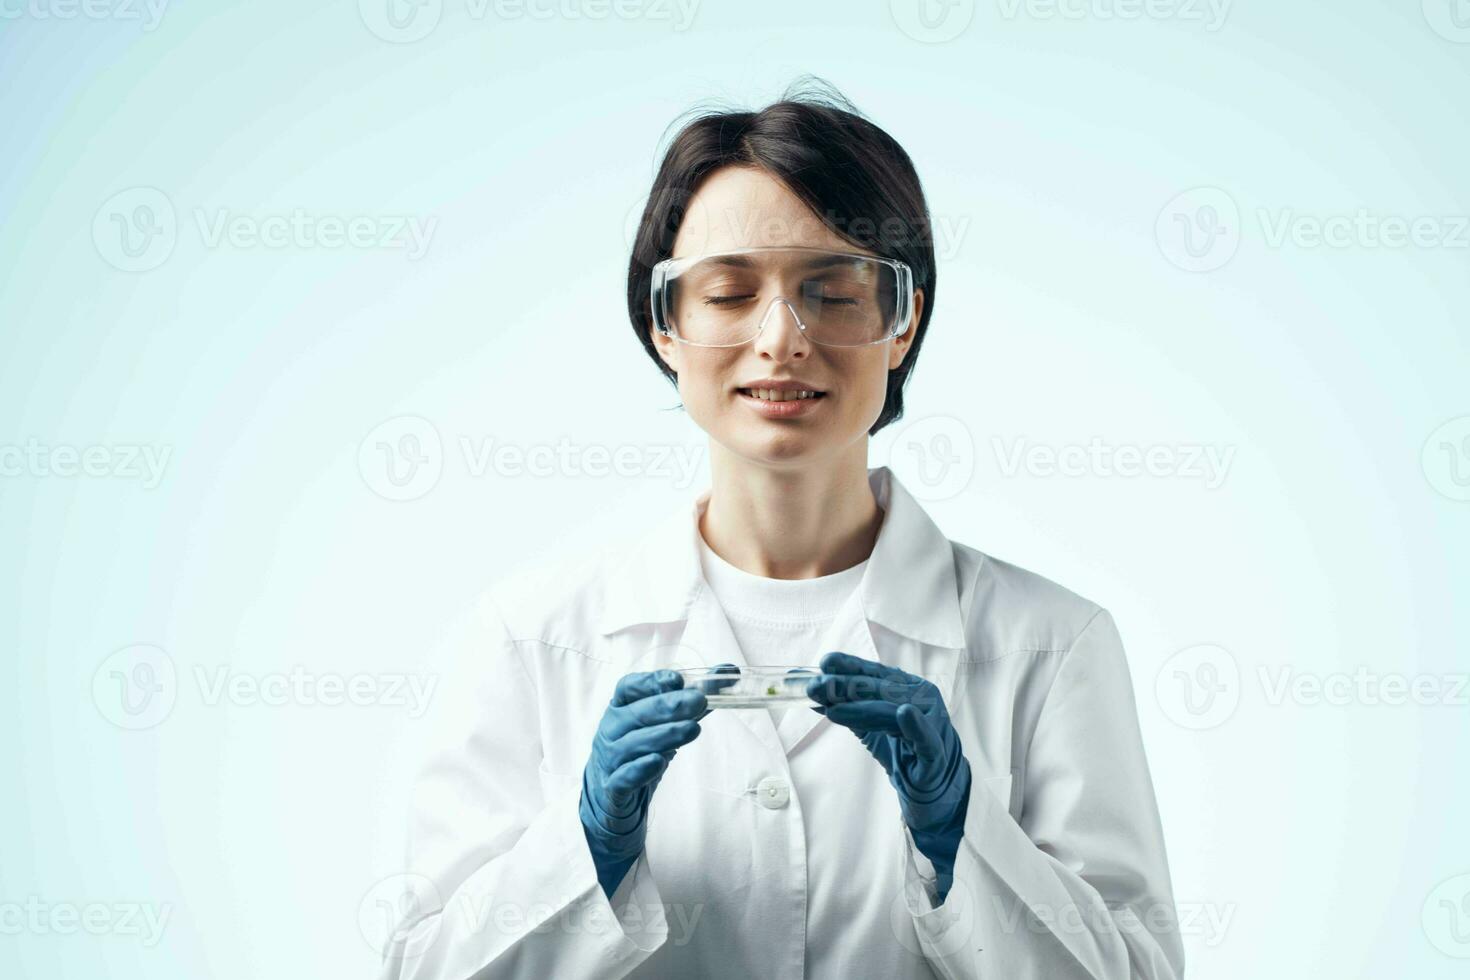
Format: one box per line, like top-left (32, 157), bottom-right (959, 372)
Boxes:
top-left (776, 586), bottom-right (870, 754)
top-left (778, 573), bottom-right (962, 757)
top-left (677, 580), bottom-right (784, 753)
top-left (781, 467), bottom-right (967, 755)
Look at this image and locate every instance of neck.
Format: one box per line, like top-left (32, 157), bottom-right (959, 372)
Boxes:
top-left (699, 442), bottom-right (881, 580)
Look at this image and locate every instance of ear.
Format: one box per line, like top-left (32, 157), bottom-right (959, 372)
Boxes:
top-left (888, 287), bottom-right (923, 371)
top-left (651, 316), bottom-right (682, 374)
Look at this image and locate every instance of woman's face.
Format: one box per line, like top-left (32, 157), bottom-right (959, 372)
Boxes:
top-left (651, 166), bottom-right (922, 471)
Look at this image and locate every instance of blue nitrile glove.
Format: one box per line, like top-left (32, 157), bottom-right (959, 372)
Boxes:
top-left (580, 670), bottom-right (706, 899)
top-left (808, 651), bottom-right (972, 902)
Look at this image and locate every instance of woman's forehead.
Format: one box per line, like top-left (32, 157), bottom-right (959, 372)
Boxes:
top-left (672, 166), bottom-right (855, 258)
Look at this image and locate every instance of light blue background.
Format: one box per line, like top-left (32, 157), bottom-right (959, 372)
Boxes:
top-left (2, 0), bottom-right (1468, 976)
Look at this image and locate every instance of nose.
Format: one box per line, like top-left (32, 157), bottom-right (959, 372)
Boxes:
top-left (751, 296), bottom-right (811, 360)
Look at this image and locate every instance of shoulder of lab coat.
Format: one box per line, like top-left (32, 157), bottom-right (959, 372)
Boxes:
top-left (481, 541), bottom-right (625, 652)
top-left (954, 545), bottom-right (1109, 660)
top-left (898, 552), bottom-right (1186, 980)
top-left (378, 580), bottom-right (671, 980)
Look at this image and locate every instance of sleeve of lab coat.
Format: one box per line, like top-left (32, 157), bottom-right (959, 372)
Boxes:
top-left (376, 593), bottom-right (670, 980)
top-left (898, 608), bottom-right (1186, 980)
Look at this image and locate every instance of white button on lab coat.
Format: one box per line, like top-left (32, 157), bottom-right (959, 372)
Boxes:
top-left (380, 466), bottom-right (1184, 979)
top-left (756, 776), bottom-right (791, 809)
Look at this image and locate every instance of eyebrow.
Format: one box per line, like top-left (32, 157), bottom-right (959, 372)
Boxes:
top-left (698, 253), bottom-right (873, 273)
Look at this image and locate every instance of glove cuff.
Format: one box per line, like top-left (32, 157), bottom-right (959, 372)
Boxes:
top-left (580, 771), bottom-right (648, 855)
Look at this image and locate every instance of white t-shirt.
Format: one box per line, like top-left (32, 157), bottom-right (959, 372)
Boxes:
top-left (695, 529), bottom-right (867, 740)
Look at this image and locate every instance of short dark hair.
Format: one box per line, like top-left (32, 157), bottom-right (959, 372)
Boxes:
top-left (625, 76), bottom-right (937, 436)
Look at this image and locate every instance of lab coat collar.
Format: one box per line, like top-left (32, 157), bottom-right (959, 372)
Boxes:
top-left (597, 465), bottom-right (966, 650)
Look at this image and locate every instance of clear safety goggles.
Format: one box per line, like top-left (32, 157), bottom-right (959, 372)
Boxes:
top-left (650, 246), bottom-right (915, 348)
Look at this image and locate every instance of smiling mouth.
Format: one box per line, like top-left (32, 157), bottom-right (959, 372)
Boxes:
top-left (735, 388), bottom-right (828, 402)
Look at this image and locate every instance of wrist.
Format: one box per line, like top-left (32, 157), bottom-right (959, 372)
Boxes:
top-left (579, 776), bottom-right (648, 858)
top-left (580, 780), bottom-right (648, 900)
top-left (583, 826), bottom-right (638, 897)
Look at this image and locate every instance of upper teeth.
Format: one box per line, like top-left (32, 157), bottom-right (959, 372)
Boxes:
top-left (746, 388), bottom-right (819, 401)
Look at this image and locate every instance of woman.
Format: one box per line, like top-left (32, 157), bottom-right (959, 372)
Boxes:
top-left (380, 82), bottom-right (1184, 979)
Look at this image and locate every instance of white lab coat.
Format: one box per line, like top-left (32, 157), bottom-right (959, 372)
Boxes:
top-left (380, 465), bottom-right (1184, 979)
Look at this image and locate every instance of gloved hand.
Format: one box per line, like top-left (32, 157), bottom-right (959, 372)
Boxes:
top-left (807, 651), bottom-right (972, 901)
top-left (579, 670), bottom-right (706, 899)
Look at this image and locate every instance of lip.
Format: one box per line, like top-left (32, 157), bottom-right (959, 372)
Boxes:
top-left (736, 387), bottom-right (827, 418)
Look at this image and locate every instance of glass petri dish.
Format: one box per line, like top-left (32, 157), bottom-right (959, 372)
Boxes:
top-left (678, 665), bottom-right (821, 708)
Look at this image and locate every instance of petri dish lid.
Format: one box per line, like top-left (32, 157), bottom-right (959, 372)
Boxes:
top-left (678, 665), bottom-right (820, 708)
